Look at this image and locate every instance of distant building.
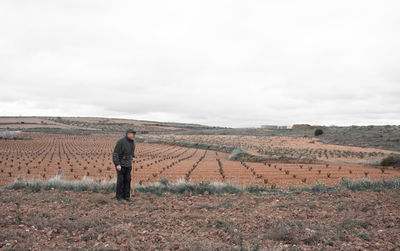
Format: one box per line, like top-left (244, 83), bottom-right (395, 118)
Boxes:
top-left (261, 125), bottom-right (278, 129)
top-left (291, 124), bottom-right (313, 129)
top-left (277, 125), bottom-right (288, 129)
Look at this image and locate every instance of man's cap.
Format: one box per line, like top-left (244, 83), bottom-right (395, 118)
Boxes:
top-left (126, 129), bottom-right (136, 134)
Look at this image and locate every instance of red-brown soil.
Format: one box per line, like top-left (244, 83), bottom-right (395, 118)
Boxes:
top-left (142, 134), bottom-right (400, 165)
top-left (0, 189), bottom-right (399, 250)
top-left (1, 133), bottom-right (400, 189)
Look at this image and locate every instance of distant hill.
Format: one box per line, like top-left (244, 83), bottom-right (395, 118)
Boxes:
top-left (175, 125), bottom-right (400, 152)
top-left (1, 116), bottom-right (399, 152)
top-left (0, 116), bottom-right (224, 134)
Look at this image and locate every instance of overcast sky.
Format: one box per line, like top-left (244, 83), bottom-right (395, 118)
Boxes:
top-left (1, 0), bottom-right (399, 127)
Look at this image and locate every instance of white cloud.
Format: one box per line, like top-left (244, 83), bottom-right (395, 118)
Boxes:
top-left (1, 0), bottom-right (399, 127)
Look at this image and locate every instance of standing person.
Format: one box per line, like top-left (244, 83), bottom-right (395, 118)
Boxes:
top-left (112, 129), bottom-right (136, 201)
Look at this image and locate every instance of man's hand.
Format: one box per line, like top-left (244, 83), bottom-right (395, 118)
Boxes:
top-left (116, 165), bottom-right (121, 171)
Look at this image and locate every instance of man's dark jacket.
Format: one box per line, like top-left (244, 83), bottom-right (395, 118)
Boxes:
top-left (112, 136), bottom-right (136, 167)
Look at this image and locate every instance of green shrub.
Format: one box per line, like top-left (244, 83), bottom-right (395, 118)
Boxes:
top-left (340, 178), bottom-right (400, 191)
top-left (159, 177), bottom-right (169, 186)
top-left (245, 185), bottom-right (269, 193)
top-left (4, 176), bottom-right (400, 196)
top-left (380, 154), bottom-right (400, 167)
top-left (314, 129), bottom-right (324, 136)
top-left (5, 175), bottom-right (116, 193)
top-left (310, 183), bottom-right (329, 193)
top-left (136, 180), bottom-right (242, 196)
top-left (228, 148), bottom-right (250, 160)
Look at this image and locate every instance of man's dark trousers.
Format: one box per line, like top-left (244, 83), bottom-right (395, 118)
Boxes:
top-left (116, 165), bottom-right (132, 200)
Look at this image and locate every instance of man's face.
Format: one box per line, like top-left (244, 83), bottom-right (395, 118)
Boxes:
top-left (126, 132), bottom-right (135, 140)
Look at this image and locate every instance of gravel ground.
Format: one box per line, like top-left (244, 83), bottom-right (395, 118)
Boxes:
top-left (1, 188), bottom-right (399, 250)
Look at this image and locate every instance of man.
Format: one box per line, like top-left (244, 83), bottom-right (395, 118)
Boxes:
top-left (112, 129), bottom-right (136, 201)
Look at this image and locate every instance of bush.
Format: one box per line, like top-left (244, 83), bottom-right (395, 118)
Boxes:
top-left (0, 130), bottom-right (21, 139)
top-left (245, 185), bottom-right (270, 193)
top-left (159, 177), bottom-right (169, 186)
top-left (136, 180), bottom-right (242, 196)
top-left (380, 154), bottom-right (400, 167)
top-left (340, 178), bottom-right (400, 191)
top-left (5, 174), bottom-right (116, 193)
top-left (228, 148), bottom-right (248, 160)
top-left (5, 176), bottom-right (400, 195)
top-left (314, 129), bottom-right (324, 136)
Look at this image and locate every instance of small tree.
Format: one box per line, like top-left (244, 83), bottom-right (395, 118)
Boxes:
top-left (314, 129), bottom-right (323, 136)
top-left (381, 154), bottom-right (400, 167)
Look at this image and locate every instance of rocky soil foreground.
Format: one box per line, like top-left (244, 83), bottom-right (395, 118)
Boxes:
top-left (0, 189), bottom-right (399, 250)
